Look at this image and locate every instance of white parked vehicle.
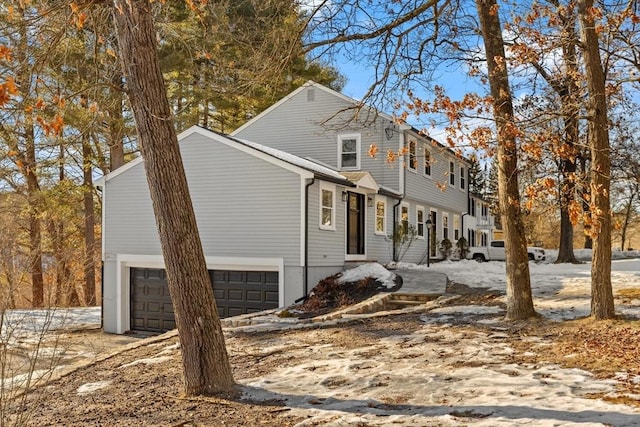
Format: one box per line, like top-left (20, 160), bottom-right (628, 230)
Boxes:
top-left (467, 240), bottom-right (546, 262)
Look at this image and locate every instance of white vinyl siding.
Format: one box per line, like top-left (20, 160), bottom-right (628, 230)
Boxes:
top-left (338, 133), bottom-right (360, 170)
top-left (375, 196), bottom-right (386, 235)
top-left (319, 182), bottom-right (336, 230)
top-left (233, 84), bottom-right (401, 192)
top-left (104, 132), bottom-right (302, 265)
top-left (416, 206), bottom-right (425, 239)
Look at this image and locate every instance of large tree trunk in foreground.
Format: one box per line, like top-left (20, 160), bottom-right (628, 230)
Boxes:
top-left (476, 0), bottom-right (536, 320)
top-left (82, 131), bottom-right (97, 306)
top-left (578, 0), bottom-right (614, 320)
top-left (112, 0), bottom-right (234, 394)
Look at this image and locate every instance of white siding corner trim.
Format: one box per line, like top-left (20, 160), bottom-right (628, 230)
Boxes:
top-left (113, 254), bottom-right (284, 334)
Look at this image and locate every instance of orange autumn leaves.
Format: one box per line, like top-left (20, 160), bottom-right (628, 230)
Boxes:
top-left (1, 43), bottom-right (65, 137)
top-left (0, 46), bottom-right (17, 107)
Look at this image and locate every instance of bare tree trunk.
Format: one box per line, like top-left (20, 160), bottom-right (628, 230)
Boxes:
top-left (16, 5), bottom-right (44, 308)
top-left (109, 72), bottom-right (126, 171)
top-left (620, 189), bottom-right (636, 251)
top-left (82, 130), bottom-right (97, 306)
top-left (578, 0), bottom-right (614, 320)
top-left (579, 155), bottom-right (593, 249)
top-left (25, 117), bottom-right (44, 308)
top-left (476, 0), bottom-right (536, 320)
top-left (554, 7), bottom-right (580, 263)
top-left (112, 0), bottom-right (234, 395)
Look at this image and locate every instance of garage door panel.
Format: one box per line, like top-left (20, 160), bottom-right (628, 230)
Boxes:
top-left (227, 289), bottom-right (243, 301)
top-left (246, 271), bottom-right (263, 284)
top-left (131, 268), bottom-right (279, 333)
top-left (265, 272), bottom-right (278, 284)
top-left (246, 290), bottom-right (261, 302)
top-left (265, 291), bottom-right (279, 303)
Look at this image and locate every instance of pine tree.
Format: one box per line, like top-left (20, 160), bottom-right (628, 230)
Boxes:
top-left (484, 161), bottom-right (501, 229)
top-left (467, 154), bottom-right (485, 195)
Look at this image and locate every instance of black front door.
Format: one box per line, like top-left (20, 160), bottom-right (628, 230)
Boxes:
top-left (347, 192), bottom-right (365, 255)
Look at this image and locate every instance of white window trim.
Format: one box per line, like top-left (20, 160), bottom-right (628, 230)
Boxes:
top-left (416, 205), bottom-right (425, 239)
top-left (408, 139), bottom-right (417, 172)
top-left (423, 148), bottom-right (432, 178)
top-left (338, 133), bottom-right (361, 170)
top-left (374, 196), bottom-right (387, 236)
top-left (459, 165), bottom-right (466, 192)
top-left (319, 182), bottom-right (336, 231)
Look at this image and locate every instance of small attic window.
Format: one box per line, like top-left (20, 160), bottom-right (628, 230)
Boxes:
top-left (307, 88), bottom-right (315, 102)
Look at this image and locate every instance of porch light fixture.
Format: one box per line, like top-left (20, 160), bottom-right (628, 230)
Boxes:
top-left (367, 196), bottom-right (373, 207)
top-left (342, 191), bottom-right (348, 202)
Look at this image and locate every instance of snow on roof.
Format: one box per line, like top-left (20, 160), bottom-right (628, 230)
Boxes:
top-left (231, 136), bottom-right (350, 183)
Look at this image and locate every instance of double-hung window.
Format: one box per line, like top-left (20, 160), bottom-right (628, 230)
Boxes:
top-left (408, 140), bottom-right (417, 171)
top-left (416, 206), bottom-right (425, 238)
top-left (401, 204), bottom-right (409, 235)
top-left (449, 161), bottom-right (455, 186)
top-left (460, 166), bottom-right (466, 190)
top-left (424, 150), bottom-right (431, 176)
top-left (319, 183), bottom-right (336, 230)
top-left (375, 197), bottom-right (386, 235)
top-left (338, 134), bottom-right (360, 170)
top-left (442, 213), bottom-right (449, 240)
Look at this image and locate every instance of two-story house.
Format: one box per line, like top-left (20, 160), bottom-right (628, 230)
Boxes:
top-left (100, 81), bottom-right (487, 334)
top-left (232, 81), bottom-right (473, 263)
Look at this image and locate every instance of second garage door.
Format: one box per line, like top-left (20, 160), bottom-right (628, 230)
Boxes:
top-left (130, 267), bottom-right (279, 333)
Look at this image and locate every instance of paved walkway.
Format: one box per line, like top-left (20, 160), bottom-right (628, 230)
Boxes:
top-left (392, 267), bottom-right (449, 296)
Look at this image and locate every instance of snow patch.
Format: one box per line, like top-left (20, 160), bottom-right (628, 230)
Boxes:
top-left (77, 380), bottom-right (112, 395)
top-left (118, 356), bottom-right (172, 369)
top-left (337, 263), bottom-right (397, 289)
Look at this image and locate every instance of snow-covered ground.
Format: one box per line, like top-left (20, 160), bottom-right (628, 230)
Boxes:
top-left (7, 252), bottom-right (640, 426)
top-left (239, 253), bottom-right (640, 426)
top-left (421, 250), bottom-right (640, 321)
top-left (0, 306), bottom-right (101, 340)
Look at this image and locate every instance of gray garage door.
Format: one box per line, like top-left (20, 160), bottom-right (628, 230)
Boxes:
top-left (130, 267), bottom-right (279, 333)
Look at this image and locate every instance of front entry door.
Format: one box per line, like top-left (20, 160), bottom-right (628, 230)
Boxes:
top-left (347, 192), bottom-right (365, 256)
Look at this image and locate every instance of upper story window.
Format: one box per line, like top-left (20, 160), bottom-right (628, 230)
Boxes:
top-left (481, 203), bottom-right (488, 218)
top-left (449, 161), bottom-right (455, 186)
top-left (375, 197), bottom-right (386, 235)
top-left (424, 150), bottom-right (431, 177)
top-left (319, 183), bottom-right (336, 230)
top-left (338, 134), bottom-right (361, 170)
top-left (460, 166), bottom-right (466, 191)
top-left (416, 206), bottom-right (425, 239)
top-left (408, 140), bottom-right (417, 171)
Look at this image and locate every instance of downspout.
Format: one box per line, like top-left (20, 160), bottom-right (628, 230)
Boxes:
top-left (392, 197), bottom-right (403, 262)
top-left (302, 177), bottom-right (315, 300)
top-left (393, 128), bottom-right (406, 262)
top-left (96, 184), bottom-right (104, 329)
